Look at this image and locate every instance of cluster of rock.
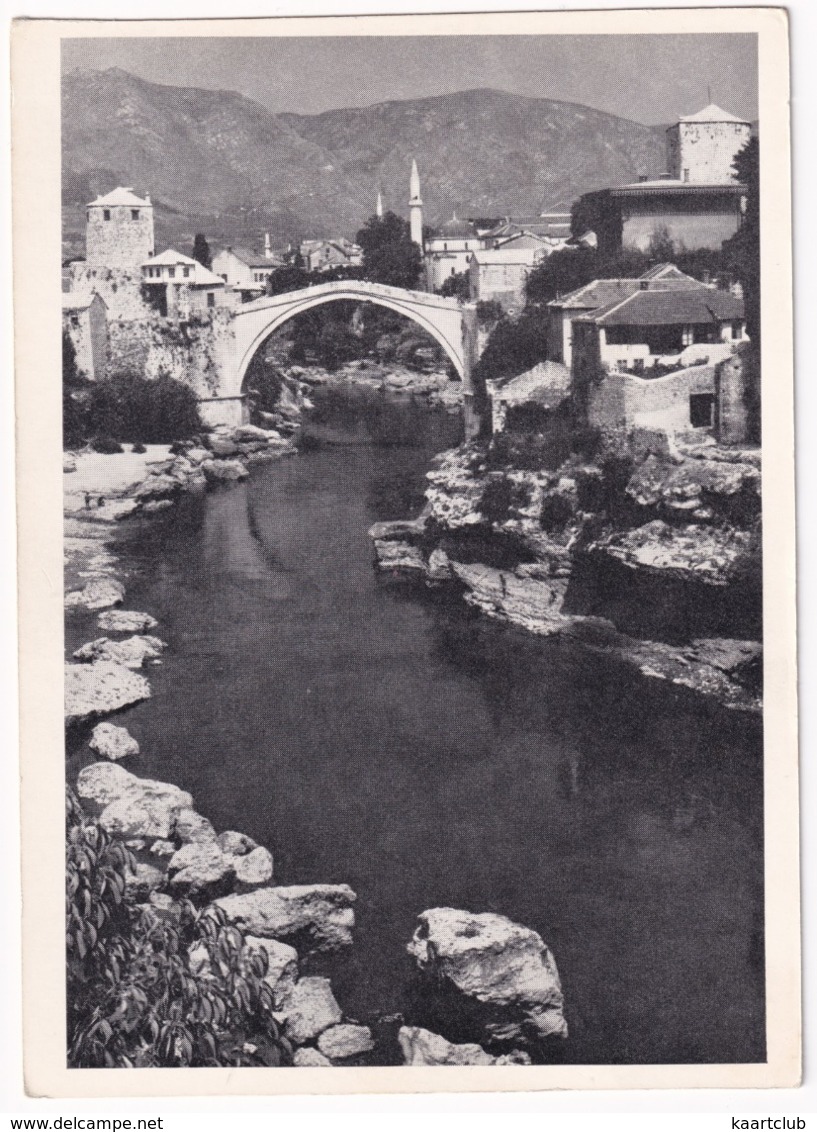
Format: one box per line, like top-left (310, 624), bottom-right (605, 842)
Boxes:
top-left (296, 361), bottom-right (464, 412)
top-left (369, 434), bottom-right (762, 711)
top-left (65, 606), bottom-right (163, 726)
top-left (74, 759), bottom-right (375, 1064)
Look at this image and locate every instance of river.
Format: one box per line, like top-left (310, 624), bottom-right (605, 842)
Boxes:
top-left (67, 388), bottom-right (765, 1065)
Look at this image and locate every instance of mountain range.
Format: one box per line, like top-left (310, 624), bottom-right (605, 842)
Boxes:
top-left (62, 67), bottom-right (670, 259)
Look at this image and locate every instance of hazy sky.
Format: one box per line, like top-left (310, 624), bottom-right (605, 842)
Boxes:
top-left (61, 34), bottom-right (757, 125)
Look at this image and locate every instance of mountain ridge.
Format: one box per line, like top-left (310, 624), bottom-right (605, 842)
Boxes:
top-left (62, 67), bottom-right (668, 257)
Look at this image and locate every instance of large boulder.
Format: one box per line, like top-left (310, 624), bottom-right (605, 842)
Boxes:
top-left (97, 610), bottom-right (158, 633)
top-left (292, 1047), bottom-right (332, 1068)
top-left (280, 977), bottom-right (342, 1045)
top-left (134, 474), bottom-right (182, 501)
top-left (64, 578), bottom-right (125, 611)
top-left (407, 908), bottom-right (567, 1046)
top-left (217, 830), bottom-right (257, 856)
top-left (316, 1024), bottom-right (374, 1061)
top-left (88, 721), bottom-right (139, 761)
top-left (76, 762), bottom-right (193, 840)
top-left (167, 841), bottom-right (235, 898)
top-left (174, 808), bottom-right (217, 845)
top-left (208, 436), bottom-right (240, 457)
top-left (65, 661), bottom-right (151, 726)
top-left (398, 1026), bottom-right (531, 1067)
top-left (73, 634), bottom-right (166, 669)
top-left (214, 884), bottom-right (356, 952)
top-left (202, 459), bottom-right (249, 483)
top-left (233, 846), bottom-right (274, 887)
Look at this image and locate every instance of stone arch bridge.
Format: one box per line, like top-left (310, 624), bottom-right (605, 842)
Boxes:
top-left (199, 279), bottom-right (482, 433)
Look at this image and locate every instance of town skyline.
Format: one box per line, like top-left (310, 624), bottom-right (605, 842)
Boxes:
top-left (61, 33), bottom-right (758, 126)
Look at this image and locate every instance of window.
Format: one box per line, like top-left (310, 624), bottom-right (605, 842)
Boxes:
top-left (206, 292), bottom-right (215, 308)
top-left (731, 321), bottom-right (742, 340)
top-left (86, 211), bottom-right (91, 221)
top-left (131, 209), bottom-right (140, 220)
top-left (689, 393), bottom-right (715, 428)
top-left (221, 274), bottom-right (228, 282)
top-left (103, 210), bottom-right (111, 221)
top-left (168, 267), bottom-right (176, 279)
top-left (183, 267), bottom-right (190, 278)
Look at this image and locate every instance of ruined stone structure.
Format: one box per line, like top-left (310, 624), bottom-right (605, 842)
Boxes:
top-left (62, 291), bottom-right (109, 380)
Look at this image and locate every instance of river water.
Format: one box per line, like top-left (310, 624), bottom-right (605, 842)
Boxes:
top-left (67, 390), bottom-right (765, 1065)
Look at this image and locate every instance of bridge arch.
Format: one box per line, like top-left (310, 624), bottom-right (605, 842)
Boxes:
top-left (222, 280), bottom-right (473, 403)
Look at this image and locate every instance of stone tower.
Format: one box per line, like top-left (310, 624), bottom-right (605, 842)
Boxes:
top-left (409, 159), bottom-right (423, 248)
top-left (666, 104), bottom-right (751, 185)
top-left (85, 187), bottom-right (155, 272)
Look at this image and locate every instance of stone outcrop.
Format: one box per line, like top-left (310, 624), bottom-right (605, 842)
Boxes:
top-left (88, 721), bottom-right (140, 761)
top-left (407, 908), bottom-right (567, 1046)
top-left (214, 884), bottom-right (356, 952)
top-left (174, 808), bottom-right (217, 844)
top-left (167, 841), bottom-right (235, 898)
top-left (73, 634), bottom-right (167, 669)
top-left (65, 577), bottom-right (126, 611)
top-left (589, 519), bottom-right (754, 585)
top-left (398, 1026), bottom-right (531, 1067)
top-left (202, 458), bottom-right (249, 483)
top-left (98, 610), bottom-right (158, 633)
top-left (217, 830), bottom-right (257, 856)
top-left (65, 661), bottom-right (151, 726)
top-left (280, 977), bottom-right (343, 1045)
top-left (76, 762), bottom-right (193, 840)
top-left (292, 1047), bottom-right (332, 1068)
top-left (316, 1024), bottom-right (374, 1061)
top-left (234, 846), bottom-right (274, 887)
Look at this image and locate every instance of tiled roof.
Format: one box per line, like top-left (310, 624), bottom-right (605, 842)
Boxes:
top-left (578, 287), bottom-right (744, 327)
top-left (549, 268), bottom-right (706, 311)
top-left (491, 359), bottom-right (571, 401)
top-left (611, 180), bottom-right (745, 195)
top-left (88, 187), bottom-right (151, 208)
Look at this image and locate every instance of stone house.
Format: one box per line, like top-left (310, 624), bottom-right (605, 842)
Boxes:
top-left (468, 247), bottom-right (547, 312)
top-left (486, 359), bottom-right (571, 435)
top-left (546, 264), bottom-right (706, 369)
top-left (570, 286), bottom-right (746, 434)
top-left (62, 291), bottom-right (109, 380)
top-left (141, 249), bottom-right (238, 318)
top-left (212, 246), bottom-right (286, 299)
top-left (299, 238), bottom-right (363, 273)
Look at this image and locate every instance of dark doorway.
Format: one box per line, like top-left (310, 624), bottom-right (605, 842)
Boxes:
top-left (689, 393), bottom-right (715, 428)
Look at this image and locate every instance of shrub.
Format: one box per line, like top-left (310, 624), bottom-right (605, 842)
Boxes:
top-left (476, 300), bottom-right (504, 327)
top-left (90, 435), bottom-right (124, 454)
top-left (540, 491), bottom-right (575, 532)
top-left (439, 271), bottom-right (470, 301)
top-left (66, 789), bottom-right (291, 1069)
top-left (131, 441), bottom-right (147, 454)
top-left (83, 374), bottom-right (204, 445)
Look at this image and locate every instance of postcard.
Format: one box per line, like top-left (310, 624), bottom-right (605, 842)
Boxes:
top-left (11, 7), bottom-right (799, 1096)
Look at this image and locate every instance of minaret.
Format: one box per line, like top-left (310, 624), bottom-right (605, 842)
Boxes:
top-left (376, 188), bottom-right (384, 219)
top-left (409, 159), bottom-right (423, 248)
top-left (264, 232), bottom-right (272, 259)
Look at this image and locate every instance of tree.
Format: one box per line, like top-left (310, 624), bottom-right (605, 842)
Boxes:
top-left (356, 211), bottom-right (423, 290)
top-left (647, 225), bottom-right (677, 263)
top-left (265, 264), bottom-right (313, 296)
top-left (439, 271), bottom-right (470, 301)
top-left (63, 330), bottom-right (90, 449)
top-left (192, 234), bottom-right (212, 271)
top-left (723, 137), bottom-right (760, 345)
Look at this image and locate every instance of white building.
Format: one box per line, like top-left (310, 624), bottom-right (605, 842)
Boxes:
top-left (141, 249), bottom-right (236, 317)
top-left (468, 247), bottom-right (547, 311)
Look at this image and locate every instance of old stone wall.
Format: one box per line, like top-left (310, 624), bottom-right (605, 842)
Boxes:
top-left (589, 364), bottom-right (716, 434)
top-left (107, 311), bottom-right (233, 398)
top-left (69, 264), bottom-right (149, 322)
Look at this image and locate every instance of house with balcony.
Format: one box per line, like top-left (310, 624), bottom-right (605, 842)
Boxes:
top-left (141, 249), bottom-right (237, 318)
top-left (570, 285), bottom-right (746, 434)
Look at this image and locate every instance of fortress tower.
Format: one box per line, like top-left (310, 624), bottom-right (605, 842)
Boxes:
top-left (409, 159), bottom-right (424, 248)
top-left (85, 187), bottom-right (155, 272)
top-left (665, 104), bottom-right (751, 185)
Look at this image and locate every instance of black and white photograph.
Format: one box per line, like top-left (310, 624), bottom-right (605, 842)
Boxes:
top-left (9, 7), bottom-right (799, 1098)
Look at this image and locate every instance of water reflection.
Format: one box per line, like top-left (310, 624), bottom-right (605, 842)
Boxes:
top-left (81, 398), bottom-right (764, 1066)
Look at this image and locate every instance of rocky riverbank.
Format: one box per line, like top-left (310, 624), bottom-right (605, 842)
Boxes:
top-left (63, 405), bottom-right (568, 1068)
top-left (370, 431), bottom-right (763, 713)
top-left (292, 359), bottom-right (464, 412)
